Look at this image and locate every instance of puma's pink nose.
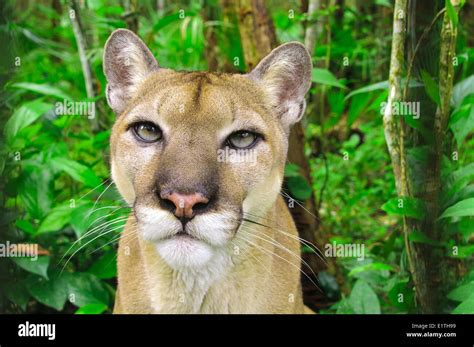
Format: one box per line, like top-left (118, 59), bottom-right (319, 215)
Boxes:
top-left (160, 192), bottom-right (210, 219)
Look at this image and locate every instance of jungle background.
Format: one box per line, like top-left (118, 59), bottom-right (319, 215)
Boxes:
top-left (0, 0), bottom-right (473, 314)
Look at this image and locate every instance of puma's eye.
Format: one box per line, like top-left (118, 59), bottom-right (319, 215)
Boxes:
top-left (132, 122), bottom-right (162, 143)
top-left (227, 131), bottom-right (259, 149)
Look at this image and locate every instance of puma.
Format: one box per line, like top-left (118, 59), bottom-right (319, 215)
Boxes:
top-left (103, 29), bottom-right (313, 313)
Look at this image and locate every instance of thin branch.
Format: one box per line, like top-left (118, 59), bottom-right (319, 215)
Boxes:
top-left (69, 0), bottom-right (99, 132)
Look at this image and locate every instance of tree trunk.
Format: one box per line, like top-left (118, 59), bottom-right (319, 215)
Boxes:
top-left (410, 0), bottom-right (459, 314)
top-left (304, 0), bottom-right (323, 55)
top-left (234, 0), bottom-right (277, 69)
top-left (202, 1), bottom-right (219, 71)
top-left (385, 0), bottom-right (461, 313)
top-left (234, 0), bottom-right (323, 276)
top-left (383, 0), bottom-right (408, 196)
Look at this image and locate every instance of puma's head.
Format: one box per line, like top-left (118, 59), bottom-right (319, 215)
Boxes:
top-left (103, 29), bottom-right (312, 269)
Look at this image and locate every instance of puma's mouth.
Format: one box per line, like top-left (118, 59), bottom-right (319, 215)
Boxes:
top-left (134, 205), bottom-right (242, 269)
top-left (169, 229), bottom-right (197, 240)
top-left (136, 206), bottom-right (240, 244)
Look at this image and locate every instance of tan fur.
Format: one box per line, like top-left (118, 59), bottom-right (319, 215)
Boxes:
top-left (103, 29), bottom-right (313, 314)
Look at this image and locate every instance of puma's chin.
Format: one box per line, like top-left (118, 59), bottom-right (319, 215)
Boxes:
top-left (155, 237), bottom-right (215, 269)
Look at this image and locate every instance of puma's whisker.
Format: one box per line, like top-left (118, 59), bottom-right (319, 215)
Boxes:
top-left (236, 231), bottom-right (321, 291)
top-left (239, 224), bottom-right (319, 282)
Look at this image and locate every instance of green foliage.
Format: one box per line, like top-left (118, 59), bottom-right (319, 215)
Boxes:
top-left (420, 70), bottom-right (440, 106)
top-left (13, 256), bottom-right (50, 279)
top-left (448, 270), bottom-right (474, 314)
top-left (381, 197), bottom-right (426, 220)
top-left (347, 279), bottom-right (381, 314)
top-left (445, 0), bottom-right (459, 27)
top-left (284, 164), bottom-right (313, 201)
top-left (0, 0), bottom-right (133, 313)
top-left (440, 198), bottom-right (474, 219)
top-left (0, 0), bottom-right (472, 315)
top-left (311, 68), bottom-right (346, 89)
top-left (4, 100), bottom-right (52, 144)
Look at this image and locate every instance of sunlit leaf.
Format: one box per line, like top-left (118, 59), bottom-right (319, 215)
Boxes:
top-left (10, 82), bottom-right (72, 100)
top-left (440, 198), bottom-right (474, 219)
top-left (37, 205), bottom-right (73, 234)
top-left (4, 100), bottom-right (52, 144)
top-left (381, 197), bottom-right (426, 220)
top-left (452, 293), bottom-right (474, 314)
top-left (75, 303), bottom-right (108, 314)
top-left (13, 256), bottom-right (50, 279)
top-left (312, 68), bottom-right (346, 88)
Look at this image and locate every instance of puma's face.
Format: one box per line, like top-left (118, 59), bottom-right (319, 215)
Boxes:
top-left (103, 29), bottom-right (312, 269)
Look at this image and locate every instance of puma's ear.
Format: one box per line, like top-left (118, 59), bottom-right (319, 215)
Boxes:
top-left (103, 29), bottom-right (159, 115)
top-left (248, 42), bottom-right (312, 132)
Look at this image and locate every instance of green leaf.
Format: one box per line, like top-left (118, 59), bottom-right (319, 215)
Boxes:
top-left (375, 0), bottom-right (391, 7)
top-left (421, 70), bottom-right (440, 105)
top-left (37, 205), bottom-right (73, 234)
top-left (67, 273), bottom-right (110, 307)
top-left (349, 262), bottom-right (394, 277)
top-left (25, 273), bottom-right (68, 311)
top-left (440, 198), bottom-right (474, 219)
top-left (287, 176), bottom-right (313, 200)
top-left (50, 157), bottom-right (101, 188)
top-left (312, 68), bottom-right (346, 89)
top-left (452, 245), bottom-right (474, 258)
top-left (348, 93), bottom-right (370, 126)
top-left (408, 230), bottom-right (443, 247)
top-left (448, 282), bottom-right (474, 302)
top-left (4, 282), bottom-right (30, 311)
top-left (15, 219), bottom-right (36, 234)
top-left (13, 256), bottom-right (50, 279)
top-left (445, 0), bottom-right (458, 26)
top-left (455, 217), bottom-right (474, 240)
top-left (348, 279), bottom-right (381, 314)
top-left (345, 79), bottom-right (422, 100)
top-left (452, 293), bottom-right (474, 314)
top-left (153, 12), bottom-right (189, 31)
top-left (87, 251), bottom-right (117, 279)
top-left (328, 91), bottom-right (345, 118)
top-left (70, 202), bottom-right (94, 238)
top-left (381, 197), bottom-right (426, 220)
top-left (4, 100), bottom-right (52, 144)
top-left (10, 82), bottom-right (72, 100)
top-left (284, 163), bottom-right (301, 178)
top-left (449, 96), bottom-right (474, 145)
top-left (345, 81), bottom-right (389, 100)
top-left (452, 75), bottom-right (474, 108)
top-left (75, 303), bottom-right (108, 314)
top-left (451, 163), bottom-right (474, 182)
top-left (388, 280), bottom-right (414, 311)
top-left (18, 169), bottom-right (54, 220)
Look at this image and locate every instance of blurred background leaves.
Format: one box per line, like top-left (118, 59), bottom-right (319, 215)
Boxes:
top-left (0, 0), bottom-right (472, 314)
